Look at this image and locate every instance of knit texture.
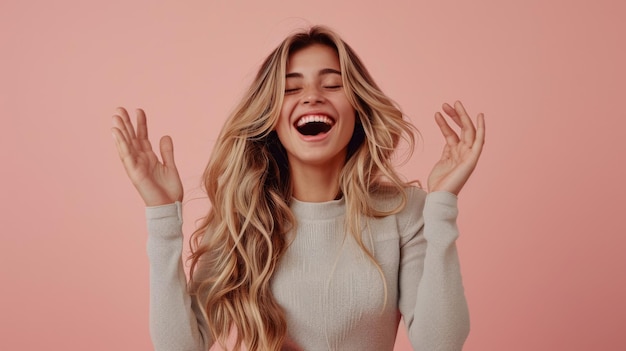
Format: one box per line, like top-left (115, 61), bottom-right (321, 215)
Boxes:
top-left (146, 187), bottom-right (469, 351)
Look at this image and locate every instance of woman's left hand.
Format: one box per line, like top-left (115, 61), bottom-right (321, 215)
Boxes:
top-left (427, 101), bottom-right (486, 195)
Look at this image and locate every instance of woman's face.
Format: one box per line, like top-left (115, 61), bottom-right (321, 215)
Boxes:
top-left (275, 44), bottom-right (356, 170)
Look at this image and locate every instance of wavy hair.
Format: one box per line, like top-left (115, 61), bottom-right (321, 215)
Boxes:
top-left (188, 25), bottom-right (417, 351)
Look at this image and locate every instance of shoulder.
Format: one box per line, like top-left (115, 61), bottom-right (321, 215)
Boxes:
top-left (368, 184), bottom-right (427, 237)
top-left (369, 184), bottom-right (427, 214)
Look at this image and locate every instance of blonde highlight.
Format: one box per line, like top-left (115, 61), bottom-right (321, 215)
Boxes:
top-left (188, 25), bottom-right (417, 351)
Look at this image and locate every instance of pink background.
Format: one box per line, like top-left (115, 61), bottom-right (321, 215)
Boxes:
top-left (2, 0), bottom-right (625, 350)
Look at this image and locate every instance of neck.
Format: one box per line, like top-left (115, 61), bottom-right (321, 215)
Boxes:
top-left (289, 161), bottom-right (344, 203)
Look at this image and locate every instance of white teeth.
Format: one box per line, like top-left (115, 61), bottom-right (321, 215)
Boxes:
top-left (296, 115), bottom-right (334, 127)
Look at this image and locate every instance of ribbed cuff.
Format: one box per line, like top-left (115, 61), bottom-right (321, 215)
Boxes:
top-left (145, 201), bottom-right (182, 221)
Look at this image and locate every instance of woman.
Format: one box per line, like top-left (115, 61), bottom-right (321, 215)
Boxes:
top-left (112, 25), bottom-right (485, 351)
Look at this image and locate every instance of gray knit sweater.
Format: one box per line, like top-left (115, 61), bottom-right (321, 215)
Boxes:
top-left (146, 187), bottom-right (469, 351)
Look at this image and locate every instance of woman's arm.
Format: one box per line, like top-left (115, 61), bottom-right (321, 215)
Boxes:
top-left (112, 108), bottom-right (207, 349)
top-left (146, 202), bottom-right (208, 351)
top-left (399, 101), bottom-right (484, 349)
top-left (398, 191), bottom-right (470, 351)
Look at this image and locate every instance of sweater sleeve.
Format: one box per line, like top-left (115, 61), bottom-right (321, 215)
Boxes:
top-left (146, 202), bottom-right (209, 351)
top-left (398, 190), bottom-right (470, 351)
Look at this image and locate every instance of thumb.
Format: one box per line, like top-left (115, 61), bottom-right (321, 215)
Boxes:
top-left (159, 135), bottom-right (177, 168)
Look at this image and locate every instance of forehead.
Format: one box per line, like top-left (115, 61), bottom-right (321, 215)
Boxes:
top-left (286, 44), bottom-right (340, 72)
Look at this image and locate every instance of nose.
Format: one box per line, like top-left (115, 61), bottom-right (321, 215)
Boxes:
top-left (302, 86), bottom-right (324, 105)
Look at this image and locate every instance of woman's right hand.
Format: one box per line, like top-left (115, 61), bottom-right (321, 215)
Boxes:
top-left (111, 108), bottom-right (183, 207)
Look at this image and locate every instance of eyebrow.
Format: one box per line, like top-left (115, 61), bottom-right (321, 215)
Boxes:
top-left (285, 68), bottom-right (342, 79)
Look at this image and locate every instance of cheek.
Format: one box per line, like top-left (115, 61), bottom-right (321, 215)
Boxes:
top-left (275, 109), bottom-right (293, 145)
top-left (278, 99), bottom-right (295, 122)
top-left (342, 105), bottom-right (357, 126)
top-left (276, 104), bottom-right (291, 130)
top-left (275, 119), bottom-right (288, 141)
top-left (334, 95), bottom-right (355, 117)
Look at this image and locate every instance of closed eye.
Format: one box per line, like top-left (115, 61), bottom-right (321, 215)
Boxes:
top-left (285, 88), bottom-right (301, 94)
top-left (324, 85), bottom-right (343, 90)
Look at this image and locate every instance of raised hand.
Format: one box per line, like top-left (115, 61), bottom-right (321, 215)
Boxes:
top-left (111, 108), bottom-right (183, 206)
top-left (427, 101), bottom-right (485, 195)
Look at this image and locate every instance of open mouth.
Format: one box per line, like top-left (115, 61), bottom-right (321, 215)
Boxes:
top-left (295, 115), bottom-right (335, 136)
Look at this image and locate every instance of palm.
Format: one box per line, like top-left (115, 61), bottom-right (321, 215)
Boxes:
top-left (112, 108), bottom-right (183, 206)
top-left (427, 101), bottom-right (485, 195)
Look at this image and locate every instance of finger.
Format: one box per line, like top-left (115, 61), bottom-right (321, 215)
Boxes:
top-left (112, 115), bottom-right (131, 145)
top-left (435, 112), bottom-right (460, 147)
top-left (472, 113), bottom-right (486, 155)
top-left (111, 127), bottom-right (132, 161)
top-left (159, 135), bottom-right (177, 169)
top-left (115, 107), bottom-right (135, 138)
top-left (117, 107), bottom-right (140, 149)
top-left (442, 102), bottom-right (463, 128)
top-left (135, 108), bottom-right (153, 152)
top-left (453, 101), bottom-right (476, 145)
top-left (136, 108), bottom-right (148, 139)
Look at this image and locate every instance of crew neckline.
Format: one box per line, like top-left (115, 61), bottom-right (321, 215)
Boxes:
top-left (290, 196), bottom-right (346, 220)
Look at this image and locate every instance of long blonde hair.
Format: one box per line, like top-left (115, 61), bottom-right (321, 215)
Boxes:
top-left (189, 25), bottom-right (417, 351)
